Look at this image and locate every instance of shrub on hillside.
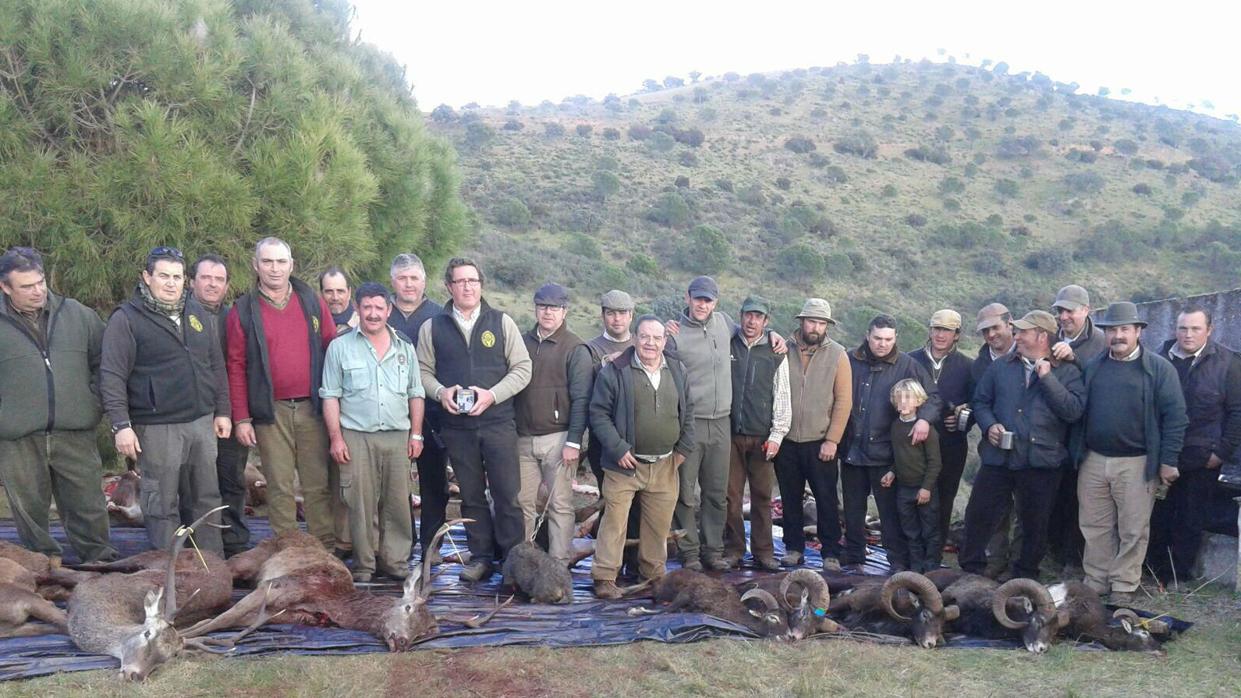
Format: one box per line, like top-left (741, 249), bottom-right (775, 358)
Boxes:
top-left (648, 132), bottom-right (676, 153)
top-left (737, 183), bottom-right (766, 206)
top-left (833, 130), bottom-right (878, 158)
top-left (647, 192), bottom-right (691, 227)
top-left (1132, 183), bottom-right (1153, 196)
top-left (777, 242), bottom-right (825, 280)
top-left (1189, 156), bottom-right (1235, 183)
top-left (430, 104), bottom-right (458, 123)
top-left (463, 121), bottom-right (495, 150)
top-left (881, 184), bottom-right (897, 198)
top-left (543, 122), bottom-right (565, 137)
top-left (1063, 172), bottom-right (1105, 194)
top-left (715, 178), bottom-right (734, 193)
top-left (785, 136), bottom-right (817, 154)
top-left (672, 127), bottom-right (705, 147)
top-left (502, 119), bottom-right (524, 131)
top-left (807, 153), bottom-right (830, 168)
top-left (938, 177), bottom-right (965, 195)
top-left (592, 170), bottom-right (621, 199)
top-left (566, 234), bottom-right (600, 259)
top-left (494, 197), bottom-right (532, 229)
top-left (905, 145), bottom-right (952, 165)
top-left (626, 253), bottom-right (659, 276)
top-left (675, 176), bottom-right (690, 188)
top-left (1066, 149), bottom-right (1097, 164)
top-left (628, 124), bottom-right (652, 141)
top-left (824, 166), bottom-right (848, 184)
top-left (489, 251), bottom-right (540, 287)
top-left (995, 135), bottom-right (1041, 158)
top-left (775, 177), bottom-right (791, 191)
top-left (675, 224), bottom-right (731, 273)
top-left (575, 124), bottom-right (593, 137)
top-left (905, 213), bottom-right (927, 227)
top-left (933, 222), bottom-right (1002, 248)
top-left (1114, 138), bottom-right (1139, 155)
top-left (602, 127), bottom-right (620, 140)
top-left (679, 151), bottom-right (699, 167)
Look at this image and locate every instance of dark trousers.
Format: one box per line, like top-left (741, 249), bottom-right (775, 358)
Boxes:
top-left (841, 462), bottom-right (906, 569)
top-left (216, 435), bottom-right (250, 555)
top-left (416, 432), bottom-right (449, 556)
top-left (897, 485), bottom-right (941, 573)
top-left (1048, 465), bottom-right (1084, 568)
top-left (937, 436), bottom-right (968, 540)
top-left (775, 440), bottom-right (842, 559)
top-left (960, 465), bottom-right (1061, 579)
top-left (441, 421), bottom-right (523, 564)
top-left (1147, 466), bottom-right (1215, 583)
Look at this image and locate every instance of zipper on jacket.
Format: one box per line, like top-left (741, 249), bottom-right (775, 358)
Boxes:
top-left (43, 300), bottom-right (62, 432)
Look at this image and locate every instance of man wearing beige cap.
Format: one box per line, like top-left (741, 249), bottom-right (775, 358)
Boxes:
top-left (1070, 302), bottom-right (1187, 605)
top-left (1048, 284), bottom-right (1106, 577)
top-left (774, 298), bottom-right (852, 570)
top-left (972, 303), bottom-right (1015, 384)
top-left (961, 310), bottom-right (1086, 580)
top-left (911, 309), bottom-right (975, 544)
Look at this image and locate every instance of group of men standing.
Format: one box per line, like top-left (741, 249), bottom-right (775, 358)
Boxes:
top-left (1, 245), bottom-right (1236, 603)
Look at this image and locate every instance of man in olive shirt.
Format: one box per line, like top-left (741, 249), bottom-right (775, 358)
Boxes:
top-left (321, 283), bottom-right (425, 583)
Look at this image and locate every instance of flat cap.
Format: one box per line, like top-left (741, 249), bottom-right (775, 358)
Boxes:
top-left (975, 302), bottom-right (1011, 333)
top-left (1012, 310), bottom-right (1059, 335)
top-left (929, 309), bottom-right (962, 331)
top-left (599, 289), bottom-right (634, 311)
top-left (533, 282), bottom-right (570, 307)
top-left (1052, 284), bottom-right (1090, 312)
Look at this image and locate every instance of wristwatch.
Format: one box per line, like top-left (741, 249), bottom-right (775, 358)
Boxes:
top-left (111, 421), bottom-right (132, 434)
top-left (409, 434), bottom-right (424, 441)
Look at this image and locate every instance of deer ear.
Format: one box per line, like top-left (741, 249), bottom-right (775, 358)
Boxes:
top-left (144, 588), bottom-right (164, 620)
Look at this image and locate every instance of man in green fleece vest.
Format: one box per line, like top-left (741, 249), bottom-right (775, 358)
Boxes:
top-left (0, 247), bottom-right (117, 563)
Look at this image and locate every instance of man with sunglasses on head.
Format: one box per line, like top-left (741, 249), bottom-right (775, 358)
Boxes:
top-left (101, 246), bottom-right (231, 552)
top-left (226, 237), bottom-right (339, 549)
top-left (0, 247), bottom-right (118, 563)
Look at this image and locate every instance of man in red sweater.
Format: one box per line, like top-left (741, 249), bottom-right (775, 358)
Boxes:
top-left (226, 237), bottom-right (339, 547)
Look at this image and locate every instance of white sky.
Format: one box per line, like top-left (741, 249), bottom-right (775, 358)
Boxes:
top-left (349, 0), bottom-right (1240, 118)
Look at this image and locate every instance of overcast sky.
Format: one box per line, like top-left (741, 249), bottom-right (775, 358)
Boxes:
top-left (349, 0), bottom-right (1239, 118)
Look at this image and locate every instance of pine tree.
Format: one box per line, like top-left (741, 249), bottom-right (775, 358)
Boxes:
top-left (0, 0), bottom-right (467, 307)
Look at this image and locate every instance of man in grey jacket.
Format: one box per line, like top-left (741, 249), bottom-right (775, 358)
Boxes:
top-left (0, 247), bottom-right (117, 563)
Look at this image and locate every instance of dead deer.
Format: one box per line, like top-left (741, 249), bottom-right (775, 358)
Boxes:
top-left (103, 470), bottom-right (144, 527)
top-left (66, 506), bottom-right (265, 681)
top-left (0, 557), bottom-right (68, 637)
top-left (0, 540), bottom-right (97, 600)
top-left (183, 519), bottom-right (471, 651)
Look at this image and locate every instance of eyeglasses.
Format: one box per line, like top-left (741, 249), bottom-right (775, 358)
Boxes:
top-left (148, 246), bottom-right (184, 260)
top-left (536, 304), bottom-right (566, 312)
top-left (450, 278), bottom-right (481, 288)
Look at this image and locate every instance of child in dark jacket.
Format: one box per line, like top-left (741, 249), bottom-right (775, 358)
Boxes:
top-left (882, 378), bottom-right (943, 572)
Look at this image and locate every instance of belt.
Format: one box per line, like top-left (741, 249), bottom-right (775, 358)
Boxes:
top-left (277, 397), bottom-right (310, 403)
top-left (634, 453), bottom-right (670, 464)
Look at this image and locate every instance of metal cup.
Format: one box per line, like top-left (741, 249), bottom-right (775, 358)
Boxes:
top-left (999, 430), bottom-right (1014, 450)
top-left (956, 408), bottom-right (971, 432)
top-left (456, 388), bottom-right (476, 413)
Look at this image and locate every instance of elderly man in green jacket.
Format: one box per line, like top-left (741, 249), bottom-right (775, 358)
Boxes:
top-left (0, 247), bottom-right (117, 563)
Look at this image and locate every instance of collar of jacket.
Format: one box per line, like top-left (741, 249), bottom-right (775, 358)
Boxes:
top-left (528, 321), bottom-right (571, 344)
top-left (1159, 337), bottom-right (1217, 365)
top-left (733, 325), bottom-right (771, 347)
top-left (0, 291), bottom-right (56, 321)
top-left (853, 341), bottom-right (899, 365)
top-left (443, 297), bottom-right (493, 316)
top-left (680, 307), bottom-right (713, 328)
top-left (1003, 350), bottom-right (1061, 369)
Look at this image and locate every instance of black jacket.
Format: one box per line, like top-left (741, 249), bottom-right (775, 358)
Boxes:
top-left (843, 344), bottom-right (942, 467)
top-left (910, 346), bottom-right (974, 444)
top-left (1071, 348), bottom-right (1188, 481)
top-left (1157, 338), bottom-right (1241, 469)
top-left (973, 353), bottom-right (1086, 470)
top-left (588, 347), bottom-right (695, 476)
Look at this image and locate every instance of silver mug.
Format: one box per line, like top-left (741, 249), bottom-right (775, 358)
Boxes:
top-left (956, 408), bottom-right (971, 432)
top-left (456, 388), bottom-right (476, 413)
top-left (999, 430), bottom-right (1014, 450)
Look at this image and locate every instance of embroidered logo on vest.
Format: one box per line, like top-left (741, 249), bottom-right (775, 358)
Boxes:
top-left (312, 316), bottom-right (321, 333)
top-left (481, 330), bottom-right (497, 348)
top-left (188, 315), bottom-right (204, 333)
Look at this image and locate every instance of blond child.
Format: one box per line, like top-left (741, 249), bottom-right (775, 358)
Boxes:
top-left (883, 379), bottom-right (943, 572)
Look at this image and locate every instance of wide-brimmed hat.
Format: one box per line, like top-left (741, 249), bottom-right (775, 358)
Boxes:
top-left (1094, 301), bottom-right (1147, 328)
top-left (795, 298), bottom-right (836, 324)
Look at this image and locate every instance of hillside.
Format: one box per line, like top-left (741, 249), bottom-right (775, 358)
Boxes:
top-left (429, 60), bottom-right (1241, 350)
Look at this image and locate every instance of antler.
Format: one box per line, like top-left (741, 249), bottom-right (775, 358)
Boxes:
top-left (163, 505), bottom-right (229, 622)
top-left (413, 518), bottom-right (473, 602)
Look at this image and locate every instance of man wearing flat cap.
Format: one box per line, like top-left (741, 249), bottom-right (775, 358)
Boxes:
top-left (775, 298), bottom-right (852, 570)
top-left (910, 309), bottom-right (975, 543)
top-left (514, 283), bottom-right (593, 564)
top-left (970, 302), bottom-right (1021, 576)
top-left (722, 296), bottom-right (792, 571)
top-left (1048, 284), bottom-right (1106, 577)
top-left (961, 310), bottom-right (1086, 579)
top-left (1070, 301), bottom-right (1187, 605)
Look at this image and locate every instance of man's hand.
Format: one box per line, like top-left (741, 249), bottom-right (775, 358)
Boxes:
top-left (114, 427), bottom-right (141, 461)
top-left (769, 332), bottom-right (788, 355)
top-left (1207, 453), bottom-right (1223, 470)
top-left (664, 319), bottom-right (681, 336)
top-left (818, 440), bottom-right (837, 462)
top-left (987, 423), bottom-right (1006, 447)
top-left (408, 436), bottom-right (424, 460)
top-left (439, 385), bottom-right (462, 415)
top-left (467, 387), bottom-right (496, 416)
top-left (618, 451), bottom-right (639, 470)
top-left (880, 471), bottom-right (895, 488)
top-left (944, 412), bottom-right (958, 431)
top-left (1159, 464), bottom-right (1180, 486)
top-left (1051, 341), bottom-right (1076, 362)
top-left (1035, 357), bottom-right (1052, 378)
top-left (235, 422), bottom-right (257, 447)
top-left (214, 416), bottom-right (232, 439)
top-left (910, 419), bottom-right (931, 445)
top-left (916, 488), bottom-right (931, 505)
top-left (764, 440), bottom-right (780, 461)
top-left (329, 435), bottom-right (350, 465)
top-left (562, 445), bottom-right (580, 468)
top-left (673, 452), bottom-right (686, 467)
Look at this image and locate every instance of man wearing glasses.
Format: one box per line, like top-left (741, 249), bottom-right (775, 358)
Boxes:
top-left (417, 257), bottom-right (531, 582)
top-left (514, 283), bottom-right (593, 564)
top-left (226, 237), bottom-right (339, 548)
top-left (100, 246), bottom-right (231, 551)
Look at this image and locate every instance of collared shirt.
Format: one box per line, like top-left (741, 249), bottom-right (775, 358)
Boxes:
top-left (320, 326), bottom-right (424, 433)
top-left (989, 343), bottom-right (1016, 362)
top-left (635, 353), bottom-right (667, 390)
top-left (452, 304), bottom-right (481, 339)
top-left (1113, 345), bottom-right (1142, 362)
top-left (1060, 325), bottom-right (1086, 344)
top-left (1169, 343), bottom-right (1206, 362)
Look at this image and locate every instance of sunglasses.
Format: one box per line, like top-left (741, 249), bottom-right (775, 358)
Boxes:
top-left (148, 246), bottom-right (184, 260)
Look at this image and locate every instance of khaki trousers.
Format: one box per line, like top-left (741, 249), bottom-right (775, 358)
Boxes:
top-left (723, 434), bottom-right (775, 561)
top-left (592, 456), bottom-right (679, 582)
top-left (0, 429), bottom-right (117, 562)
top-left (517, 431), bottom-right (575, 563)
top-left (135, 415), bottom-right (223, 553)
top-left (254, 399), bottom-right (336, 547)
top-left (1077, 451), bottom-right (1156, 593)
top-left (340, 429), bottom-right (412, 576)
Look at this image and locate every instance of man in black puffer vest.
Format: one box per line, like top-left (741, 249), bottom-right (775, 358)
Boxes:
top-left (418, 258), bottom-right (532, 582)
top-left (101, 247), bottom-right (231, 552)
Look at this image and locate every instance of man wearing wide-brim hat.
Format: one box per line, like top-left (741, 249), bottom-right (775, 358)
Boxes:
top-left (1069, 301), bottom-right (1188, 606)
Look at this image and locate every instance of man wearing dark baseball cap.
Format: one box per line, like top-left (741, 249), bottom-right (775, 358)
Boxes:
top-left (514, 283), bottom-right (593, 565)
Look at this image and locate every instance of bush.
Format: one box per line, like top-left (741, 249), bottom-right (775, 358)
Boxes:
top-left (602, 127), bottom-right (620, 140)
top-left (489, 252), bottom-right (541, 288)
top-left (494, 197), bottom-right (532, 228)
top-left (430, 104), bottom-right (458, 123)
top-left (671, 127), bottom-right (705, 147)
top-left (675, 176), bottom-right (690, 188)
top-left (715, 178), bottom-right (734, 193)
top-left (785, 136), bottom-right (817, 154)
top-left (596, 155), bottom-right (621, 171)
top-left (575, 124), bottom-right (593, 137)
top-left (938, 177), bottom-right (965, 195)
top-left (777, 242), bottom-right (825, 280)
top-left (463, 121), bottom-right (496, 150)
top-left (824, 166), bottom-right (848, 184)
top-left (775, 177), bottom-right (791, 191)
top-left (1114, 138), bottom-right (1139, 155)
top-left (543, 122), bottom-right (566, 137)
top-left (646, 192), bottom-right (691, 227)
top-left (933, 222), bottom-right (1002, 248)
top-left (1023, 246), bottom-right (1074, 272)
top-left (737, 183), bottom-right (766, 206)
top-left (1132, 183), bottom-right (1153, 196)
top-left (675, 224), bottom-right (731, 273)
top-left (881, 184), bottom-right (897, 197)
top-left (626, 253), bottom-right (659, 276)
top-left (995, 135), bottom-right (1041, 158)
top-left (628, 124), bottom-right (652, 141)
top-left (565, 233), bottom-right (600, 259)
top-left (1065, 149), bottom-right (1097, 164)
top-left (833, 130), bottom-right (878, 158)
top-left (679, 151), bottom-right (699, 167)
top-left (807, 152), bottom-right (830, 168)
top-left (1063, 172), bottom-right (1105, 194)
top-left (648, 131), bottom-right (676, 153)
top-left (823, 252), bottom-right (854, 276)
top-left (906, 213), bottom-right (927, 227)
top-left (786, 205), bottom-right (836, 235)
top-left (592, 170), bottom-right (621, 199)
top-left (502, 119), bottom-right (524, 131)
top-left (1189, 156), bottom-right (1234, 183)
top-left (905, 145), bottom-right (952, 165)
